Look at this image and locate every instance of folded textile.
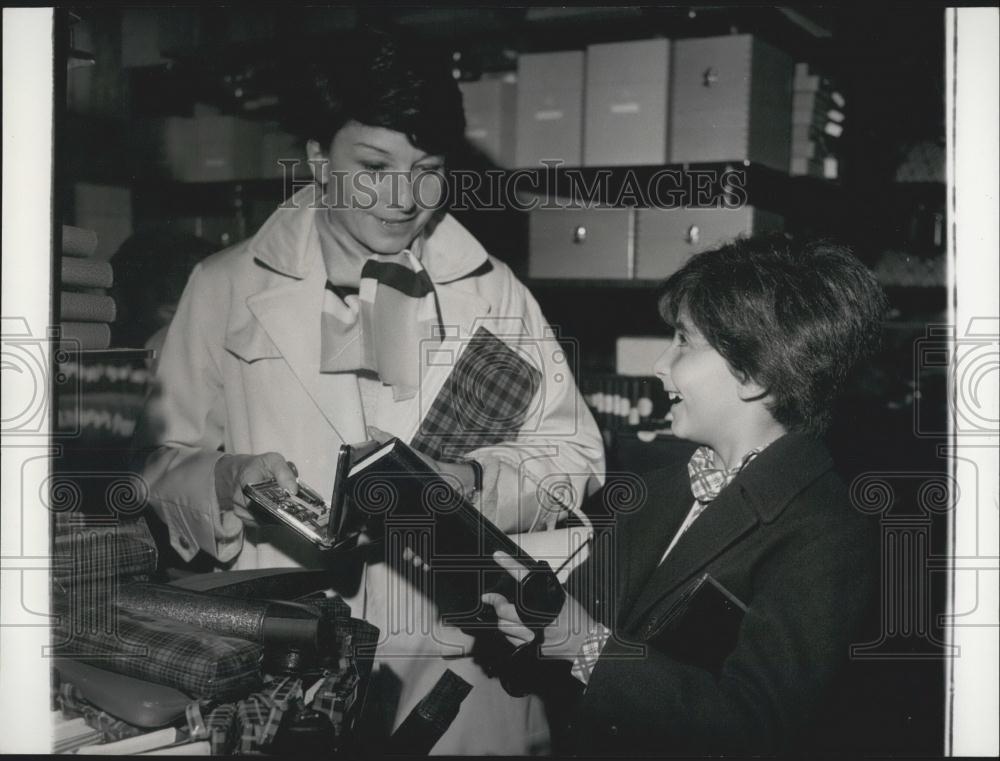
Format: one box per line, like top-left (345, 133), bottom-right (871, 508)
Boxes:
top-left (52, 606), bottom-right (263, 700)
top-left (52, 517), bottom-right (158, 593)
top-left (61, 291), bottom-right (117, 322)
top-left (206, 704), bottom-right (240, 755)
top-left (61, 321), bottom-right (112, 350)
top-left (63, 225), bottom-right (99, 257)
top-left (410, 326), bottom-right (542, 462)
top-left (62, 257), bottom-right (114, 288)
top-left (311, 665), bottom-right (360, 734)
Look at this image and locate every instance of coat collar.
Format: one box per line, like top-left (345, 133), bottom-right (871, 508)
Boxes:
top-left (226, 183), bottom-right (494, 442)
top-left (246, 183), bottom-right (489, 285)
top-left (732, 431), bottom-right (834, 524)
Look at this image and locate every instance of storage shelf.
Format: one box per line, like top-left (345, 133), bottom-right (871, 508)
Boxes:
top-left (56, 347), bottom-right (155, 360)
top-left (528, 278), bottom-right (665, 289)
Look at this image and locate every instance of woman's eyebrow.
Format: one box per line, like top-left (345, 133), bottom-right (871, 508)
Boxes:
top-left (354, 142), bottom-right (391, 155)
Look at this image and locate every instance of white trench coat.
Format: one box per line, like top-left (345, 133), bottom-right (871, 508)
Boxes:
top-left (138, 184), bottom-right (604, 755)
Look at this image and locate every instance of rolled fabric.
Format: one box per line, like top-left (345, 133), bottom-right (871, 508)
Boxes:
top-left (60, 321), bottom-right (111, 350)
top-left (62, 257), bottom-right (114, 288)
top-left (62, 225), bottom-right (99, 257)
top-left (52, 607), bottom-right (263, 700)
top-left (61, 291), bottom-right (117, 322)
top-left (116, 582), bottom-right (330, 654)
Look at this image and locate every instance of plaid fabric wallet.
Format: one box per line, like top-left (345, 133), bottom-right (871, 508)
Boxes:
top-left (52, 604), bottom-right (263, 700)
top-left (52, 516), bottom-right (158, 593)
top-left (410, 327), bottom-right (543, 462)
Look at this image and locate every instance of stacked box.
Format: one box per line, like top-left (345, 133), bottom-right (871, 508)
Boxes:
top-left (459, 74), bottom-right (518, 168)
top-left (515, 51), bottom-right (585, 167)
top-left (528, 204), bottom-right (634, 279)
top-left (790, 62), bottom-right (846, 179)
top-left (668, 35), bottom-right (794, 171)
top-left (584, 39), bottom-right (671, 166)
top-left (634, 207), bottom-right (784, 279)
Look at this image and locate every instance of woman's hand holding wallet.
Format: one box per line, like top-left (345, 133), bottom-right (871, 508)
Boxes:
top-left (482, 550), bottom-right (596, 661)
top-left (213, 452), bottom-right (299, 540)
top-left (366, 426), bottom-right (481, 496)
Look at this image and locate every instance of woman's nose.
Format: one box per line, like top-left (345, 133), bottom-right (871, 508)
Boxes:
top-left (386, 173), bottom-right (416, 212)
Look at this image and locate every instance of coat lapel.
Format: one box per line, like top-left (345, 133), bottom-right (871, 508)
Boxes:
top-left (619, 432), bottom-right (836, 634)
top-left (243, 267), bottom-right (366, 444)
top-left (623, 486), bottom-right (759, 632)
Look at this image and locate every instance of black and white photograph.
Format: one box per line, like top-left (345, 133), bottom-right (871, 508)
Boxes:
top-left (1, 5), bottom-right (997, 757)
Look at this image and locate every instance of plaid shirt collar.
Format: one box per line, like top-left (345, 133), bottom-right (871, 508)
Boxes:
top-left (687, 446), bottom-right (761, 505)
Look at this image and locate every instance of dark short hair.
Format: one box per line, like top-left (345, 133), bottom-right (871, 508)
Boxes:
top-left (286, 27), bottom-right (466, 159)
top-left (657, 235), bottom-right (888, 436)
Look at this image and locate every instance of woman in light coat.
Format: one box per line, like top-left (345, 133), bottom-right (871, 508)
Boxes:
top-left (136, 29), bottom-right (604, 755)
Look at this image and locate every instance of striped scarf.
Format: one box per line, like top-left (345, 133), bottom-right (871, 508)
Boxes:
top-left (320, 247), bottom-right (442, 402)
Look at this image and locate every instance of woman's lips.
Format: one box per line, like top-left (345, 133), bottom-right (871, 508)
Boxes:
top-left (374, 215), bottom-right (416, 227)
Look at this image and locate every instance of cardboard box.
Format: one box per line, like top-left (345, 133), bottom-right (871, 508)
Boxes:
top-left (194, 115), bottom-right (263, 182)
top-left (459, 75), bottom-right (518, 168)
top-left (155, 115), bottom-right (264, 182)
top-left (616, 336), bottom-right (671, 376)
top-left (515, 51), bottom-right (585, 168)
top-left (529, 205), bottom-right (633, 279)
top-left (584, 39), bottom-right (670, 166)
top-left (635, 206), bottom-right (783, 279)
top-left (669, 35), bottom-right (794, 171)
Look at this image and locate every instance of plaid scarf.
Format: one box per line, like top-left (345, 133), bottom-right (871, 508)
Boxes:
top-left (319, 239), bottom-right (442, 402)
top-left (687, 446), bottom-right (761, 505)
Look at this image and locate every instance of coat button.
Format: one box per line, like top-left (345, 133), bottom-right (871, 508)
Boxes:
top-left (609, 725), bottom-right (619, 736)
top-left (178, 535), bottom-right (190, 550)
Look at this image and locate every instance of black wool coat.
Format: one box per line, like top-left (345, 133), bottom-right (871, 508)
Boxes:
top-left (555, 432), bottom-right (879, 756)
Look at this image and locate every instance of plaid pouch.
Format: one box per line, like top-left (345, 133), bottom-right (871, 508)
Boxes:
top-left (52, 604), bottom-right (262, 700)
top-left (206, 703), bottom-right (239, 755)
top-left (410, 327), bottom-right (542, 462)
top-left (302, 597), bottom-right (379, 680)
top-left (52, 516), bottom-right (158, 593)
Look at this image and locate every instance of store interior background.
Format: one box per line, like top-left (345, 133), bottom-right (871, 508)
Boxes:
top-left (55, 7), bottom-right (949, 754)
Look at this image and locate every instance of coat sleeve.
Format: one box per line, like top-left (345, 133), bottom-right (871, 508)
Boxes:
top-left (464, 264), bottom-right (606, 534)
top-left (132, 260), bottom-right (243, 564)
top-left (574, 515), bottom-right (878, 753)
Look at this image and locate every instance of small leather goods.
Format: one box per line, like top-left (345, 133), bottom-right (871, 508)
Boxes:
top-left (644, 572), bottom-right (748, 676)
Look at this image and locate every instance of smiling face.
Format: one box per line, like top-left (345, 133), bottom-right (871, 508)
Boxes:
top-left (652, 306), bottom-right (776, 466)
top-left (308, 121), bottom-right (447, 255)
